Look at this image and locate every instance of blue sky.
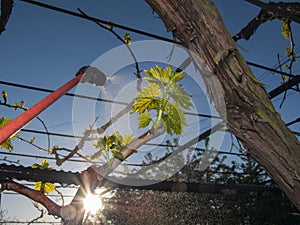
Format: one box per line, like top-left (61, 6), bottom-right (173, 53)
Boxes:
top-left (0, 0), bottom-right (299, 223)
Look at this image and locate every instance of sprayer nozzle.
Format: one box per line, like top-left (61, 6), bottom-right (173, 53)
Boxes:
top-left (76, 66), bottom-right (106, 86)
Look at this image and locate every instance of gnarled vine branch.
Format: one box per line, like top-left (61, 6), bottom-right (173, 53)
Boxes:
top-left (233, 1), bottom-right (300, 41)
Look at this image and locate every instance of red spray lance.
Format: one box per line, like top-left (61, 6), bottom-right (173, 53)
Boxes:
top-left (0, 66), bottom-right (106, 145)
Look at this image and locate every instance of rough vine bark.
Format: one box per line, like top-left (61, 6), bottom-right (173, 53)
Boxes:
top-left (145, 0), bottom-right (300, 210)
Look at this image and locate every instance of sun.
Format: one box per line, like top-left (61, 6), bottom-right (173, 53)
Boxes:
top-left (84, 193), bottom-right (103, 214)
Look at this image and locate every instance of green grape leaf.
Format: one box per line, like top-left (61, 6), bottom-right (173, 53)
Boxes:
top-left (136, 83), bottom-right (161, 99)
top-left (92, 132), bottom-right (136, 162)
top-left (132, 65), bottom-right (192, 136)
top-left (32, 159), bottom-right (51, 169)
top-left (30, 137), bottom-right (35, 144)
top-left (162, 103), bottom-right (186, 135)
top-left (41, 159), bottom-right (50, 168)
top-left (12, 102), bottom-right (19, 110)
top-left (34, 181), bottom-right (56, 194)
top-left (107, 23), bottom-right (113, 30)
top-left (123, 33), bottom-right (131, 44)
top-left (144, 65), bottom-right (170, 85)
top-left (284, 47), bottom-right (297, 62)
top-left (133, 98), bottom-right (162, 114)
top-left (0, 117), bottom-right (18, 151)
top-left (169, 83), bottom-right (193, 110)
top-left (20, 100), bottom-right (25, 109)
top-left (101, 135), bottom-right (113, 148)
top-left (171, 70), bottom-right (186, 83)
top-left (0, 140), bottom-right (13, 151)
top-left (112, 131), bottom-right (122, 147)
top-left (1, 91), bottom-right (7, 103)
top-left (138, 112), bottom-right (152, 128)
top-left (32, 160), bottom-right (55, 194)
top-left (132, 83), bottom-right (162, 113)
top-left (285, 47), bottom-right (293, 57)
top-left (281, 19), bottom-right (291, 39)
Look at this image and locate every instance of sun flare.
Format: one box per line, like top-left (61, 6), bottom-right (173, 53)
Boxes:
top-left (84, 194), bottom-right (103, 214)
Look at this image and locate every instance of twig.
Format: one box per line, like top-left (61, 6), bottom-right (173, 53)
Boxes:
top-left (93, 101), bottom-right (133, 134)
top-left (55, 188), bottom-right (65, 207)
top-left (28, 204), bottom-right (44, 225)
top-left (77, 8), bottom-right (142, 82)
top-left (233, 9), bottom-right (275, 41)
top-left (17, 136), bottom-right (48, 152)
top-left (53, 118), bottom-right (99, 166)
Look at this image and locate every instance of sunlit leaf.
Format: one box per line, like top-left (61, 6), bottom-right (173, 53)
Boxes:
top-left (133, 98), bottom-right (162, 114)
top-left (20, 100), bottom-right (25, 109)
top-left (169, 83), bottom-right (193, 110)
top-left (0, 140), bottom-right (13, 151)
top-left (32, 163), bottom-right (39, 169)
top-left (32, 160), bottom-right (55, 194)
top-left (138, 112), bottom-right (152, 128)
top-left (123, 33), bottom-right (131, 44)
top-left (132, 65), bottom-right (192, 136)
top-left (0, 117), bottom-right (18, 151)
top-left (112, 131), bottom-right (122, 147)
top-left (132, 83), bottom-right (162, 113)
top-left (107, 23), bottom-right (113, 30)
top-left (281, 19), bottom-right (291, 39)
top-left (137, 83), bottom-right (161, 99)
top-left (41, 159), bottom-right (50, 168)
top-left (32, 159), bottom-right (51, 170)
top-left (91, 132), bottom-right (135, 162)
top-left (144, 66), bottom-right (169, 85)
top-left (30, 137), bottom-right (35, 144)
top-left (34, 181), bottom-right (56, 194)
top-left (101, 135), bottom-right (112, 148)
top-left (285, 47), bottom-right (293, 57)
top-left (12, 102), bottom-right (19, 110)
top-left (171, 70), bottom-right (186, 82)
top-left (162, 103), bottom-right (186, 135)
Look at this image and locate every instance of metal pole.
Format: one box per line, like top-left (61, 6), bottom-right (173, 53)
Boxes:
top-left (0, 74), bottom-right (84, 145)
